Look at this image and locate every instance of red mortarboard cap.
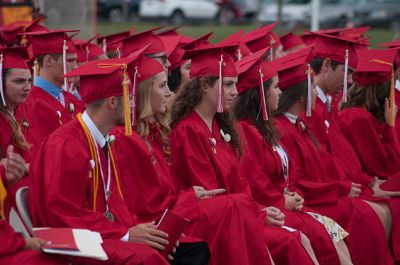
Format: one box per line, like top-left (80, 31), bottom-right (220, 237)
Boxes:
top-left (1, 47), bottom-right (30, 69)
top-left (169, 46), bottom-right (186, 70)
top-left (157, 26), bottom-right (181, 37)
top-left (183, 45), bottom-right (238, 78)
top-left (110, 26), bottom-right (166, 57)
top-left (0, 22), bottom-right (26, 43)
top-left (276, 46), bottom-right (313, 90)
top-left (159, 35), bottom-right (183, 57)
top-left (22, 30), bottom-right (79, 56)
top-left (215, 30), bottom-right (252, 60)
top-left (97, 30), bottom-right (133, 52)
top-left (301, 31), bottom-right (367, 68)
top-left (137, 56), bottom-right (165, 84)
top-left (354, 49), bottom-right (397, 86)
top-left (73, 39), bottom-right (88, 63)
top-left (181, 32), bottom-right (213, 50)
top-left (242, 22), bottom-right (278, 53)
top-left (380, 39), bottom-right (400, 48)
top-left (0, 47), bottom-right (30, 106)
top-left (65, 56), bottom-right (138, 103)
top-left (236, 47), bottom-right (276, 94)
top-left (24, 17), bottom-right (48, 33)
top-left (280, 32), bottom-right (305, 51)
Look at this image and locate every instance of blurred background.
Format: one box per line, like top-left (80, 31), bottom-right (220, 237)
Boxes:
top-left (1, 0), bottom-right (400, 47)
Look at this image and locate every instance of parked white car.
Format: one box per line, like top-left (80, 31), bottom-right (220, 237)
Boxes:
top-left (140, 0), bottom-right (220, 24)
top-left (257, 0), bottom-right (310, 26)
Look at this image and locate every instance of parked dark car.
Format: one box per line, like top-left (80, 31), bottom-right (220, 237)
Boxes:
top-left (353, 0), bottom-right (400, 30)
top-left (97, 0), bottom-right (140, 22)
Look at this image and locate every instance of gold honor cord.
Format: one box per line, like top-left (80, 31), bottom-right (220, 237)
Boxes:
top-left (0, 175), bottom-right (7, 220)
top-left (77, 113), bottom-right (100, 211)
top-left (369, 59), bottom-right (395, 127)
top-left (97, 63), bottom-right (132, 136)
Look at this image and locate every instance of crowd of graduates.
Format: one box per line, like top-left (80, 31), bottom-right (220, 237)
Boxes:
top-left (2, 16), bottom-right (400, 265)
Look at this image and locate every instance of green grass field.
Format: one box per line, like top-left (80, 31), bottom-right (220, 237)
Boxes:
top-left (98, 21), bottom-right (399, 49)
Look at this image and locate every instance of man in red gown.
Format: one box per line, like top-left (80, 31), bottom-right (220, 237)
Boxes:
top-left (29, 57), bottom-right (209, 264)
top-left (16, 30), bottom-right (85, 158)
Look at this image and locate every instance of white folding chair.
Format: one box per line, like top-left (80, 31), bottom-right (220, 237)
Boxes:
top-left (15, 186), bottom-right (33, 236)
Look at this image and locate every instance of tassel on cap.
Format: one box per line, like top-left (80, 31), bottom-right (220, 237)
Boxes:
top-left (217, 54), bottom-right (224, 113)
top-left (258, 67), bottom-right (268, 120)
top-left (342, 49), bottom-right (349, 103)
top-left (306, 64), bottom-right (312, 117)
top-left (63, 39), bottom-right (68, 91)
top-left (102, 39), bottom-right (107, 54)
top-left (0, 54), bottom-right (5, 107)
top-left (131, 66), bottom-right (139, 127)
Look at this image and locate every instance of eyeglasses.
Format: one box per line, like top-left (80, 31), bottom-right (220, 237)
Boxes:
top-left (147, 53), bottom-right (168, 65)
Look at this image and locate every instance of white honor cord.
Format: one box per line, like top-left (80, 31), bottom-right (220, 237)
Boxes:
top-left (93, 139), bottom-right (111, 202)
top-left (274, 144), bottom-right (289, 181)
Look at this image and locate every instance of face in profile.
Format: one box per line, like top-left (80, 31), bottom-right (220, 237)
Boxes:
top-left (223, 76), bottom-right (238, 111)
top-left (266, 76), bottom-right (281, 112)
top-left (150, 71), bottom-right (171, 115)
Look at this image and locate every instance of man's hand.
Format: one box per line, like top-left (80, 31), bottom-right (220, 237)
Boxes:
top-left (193, 186), bottom-right (226, 199)
top-left (23, 237), bottom-right (50, 251)
top-left (128, 222), bottom-right (169, 251)
top-left (264, 206), bottom-right (285, 227)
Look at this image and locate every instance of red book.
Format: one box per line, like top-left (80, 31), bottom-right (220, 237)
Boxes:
top-left (33, 228), bottom-right (78, 250)
top-left (157, 209), bottom-right (189, 258)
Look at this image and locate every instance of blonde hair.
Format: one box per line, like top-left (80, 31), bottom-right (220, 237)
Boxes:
top-left (136, 76), bottom-right (171, 158)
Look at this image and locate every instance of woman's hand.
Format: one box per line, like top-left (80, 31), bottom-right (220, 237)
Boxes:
top-left (384, 98), bottom-right (398, 126)
top-left (348, 183), bottom-right (362, 198)
top-left (3, 145), bottom-right (28, 186)
top-left (370, 177), bottom-right (400, 198)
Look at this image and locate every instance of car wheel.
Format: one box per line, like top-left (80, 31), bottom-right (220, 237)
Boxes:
top-left (108, 7), bottom-right (123, 23)
top-left (170, 10), bottom-right (185, 25)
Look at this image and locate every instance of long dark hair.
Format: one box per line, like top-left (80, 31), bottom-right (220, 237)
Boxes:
top-left (168, 67), bottom-right (182, 93)
top-left (171, 77), bottom-right (242, 156)
top-left (341, 81), bottom-right (390, 123)
top-left (272, 80), bottom-right (320, 147)
top-left (0, 69), bottom-right (30, 158)
top-left (234, 79), bottom-right (279, 145)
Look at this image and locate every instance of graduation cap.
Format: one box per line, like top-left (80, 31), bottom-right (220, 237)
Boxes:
top-left (96, 30), bottom-right (133, 54)
top-left (108, 26), bottom-right (166, 58)
top-left (66, 55), bottom-right (140, 135)
top-left (242, 22), bottom-right (278, 55)
top-left (276, 46), bottom-right (314, 116)
top-left (184, 45), bottom-right (238, 113)
top-left (73, 34), bottom-right (106, 63)
top-left (0, 47), bottom-right (30, 107)
top-left (180, 32), bottom-right (213, 51)
top-left (215, 30), bottom-right (252, 61)
top-left (280, 32), bottom-right (305, 51)
top-left (355, 49), bottom-right (397, 126)
top-left (236, 47), bottom-right (277, 120)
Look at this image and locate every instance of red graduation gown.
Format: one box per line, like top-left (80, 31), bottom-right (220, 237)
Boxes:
top-left (170, 111), bottom-right (315, 265)
top-left (275, 114), bottom-right (395, 265)
top-left (0, 220), bottom-right (67, 265)
top-left (306, 99), bottom-right (400, 260)
top-left (16, 86), bottom-right (85, 158)
top-left (237, 119), bottom-right (340, 265)
top-left (304, 97), bottom-right (373, 187)
top-left (29, 119), bottom-right (168, 265)
top-left (395, 89), bottom-right (400, 141)
top-left (112, 125), bottom-right (267, 265)
top-left (339, 107), bottom-right (400, 178)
